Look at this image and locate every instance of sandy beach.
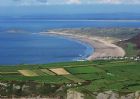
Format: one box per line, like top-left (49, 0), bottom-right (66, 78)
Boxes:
top-left (40, 30), bottom-right (125, 61)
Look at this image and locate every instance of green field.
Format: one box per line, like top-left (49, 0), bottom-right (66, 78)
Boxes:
top-left (0, 59), bottom-right (140, 93)
top-left (117, 42), bottom-right (140, 57)
top-left (121, 42), bottom-right (139, 56)
top-left (66, 66), bottom-right (103, 74)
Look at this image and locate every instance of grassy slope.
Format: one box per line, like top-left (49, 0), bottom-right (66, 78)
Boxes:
top-left (118, 33), bottom-right (140, 56)
top-left (76, 60), bottom-right (140, 93)
top-left (0, 60), bottom-right (140, 93)
top-left (118, 42), bottom-right (139, 56)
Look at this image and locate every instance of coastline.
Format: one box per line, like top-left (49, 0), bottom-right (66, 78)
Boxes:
top-left (40, 30), bottom-right (125, 61)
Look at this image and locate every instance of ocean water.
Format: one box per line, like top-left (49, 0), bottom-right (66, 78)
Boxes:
top-left (0, 19), bottom-right (140, 65)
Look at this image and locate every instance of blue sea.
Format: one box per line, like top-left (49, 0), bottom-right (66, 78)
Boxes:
top-left (0, 19), bottom-right (140, 65)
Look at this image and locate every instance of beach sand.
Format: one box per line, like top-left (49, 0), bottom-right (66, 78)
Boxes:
top-left (40, 31), bottom-right (125, 61)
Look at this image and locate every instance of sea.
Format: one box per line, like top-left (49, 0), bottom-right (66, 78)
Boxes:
top-left (0, 18), bottom-right (140, 65)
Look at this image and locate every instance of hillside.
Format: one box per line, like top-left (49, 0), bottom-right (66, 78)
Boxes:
top-left (118, 32), bottom-right (140, 56)
top-left (128, 33), bottom-right (140, 48)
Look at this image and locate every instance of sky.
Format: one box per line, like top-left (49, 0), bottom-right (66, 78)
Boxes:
top-left (1, 0), bottom-right (140, 5)
top-left (0, 0), bottom-right (140, 16)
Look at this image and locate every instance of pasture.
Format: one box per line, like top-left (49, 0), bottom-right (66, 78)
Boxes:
top-left (0, 59), bottom-right (140, 92)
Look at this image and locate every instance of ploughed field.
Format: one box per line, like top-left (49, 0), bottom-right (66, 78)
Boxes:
top-left (0, 60), bottom-right (140, 92)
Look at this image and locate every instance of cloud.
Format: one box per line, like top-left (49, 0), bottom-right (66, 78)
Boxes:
top-left (97, 0), bottom-right (140, 4)
top-left (13, 0), bottom-right (48, 5)
top-left (97, 0), bottom-right (122, 4)
top-left (80, 0), bottom-right (140, 4)
top-left (67, 0), bottom-right (81, 4)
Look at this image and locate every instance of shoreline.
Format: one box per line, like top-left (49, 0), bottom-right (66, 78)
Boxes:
top-left (40, 30), bottom-right (125, 61)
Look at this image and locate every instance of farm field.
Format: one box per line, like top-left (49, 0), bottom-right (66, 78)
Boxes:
top-left (0, 59), bottom-right (140, 93)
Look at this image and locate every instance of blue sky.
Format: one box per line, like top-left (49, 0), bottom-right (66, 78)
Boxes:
top-left (1, 0), bottom-right (140, 5)
top-left (0, 0), bottom-right (140, 16)
top-left (0, 0), bottom-right (140, 6)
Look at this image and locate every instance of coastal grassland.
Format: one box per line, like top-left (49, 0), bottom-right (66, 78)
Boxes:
top-left (65, 66), bottom-right (103, 74)
top-left (117, 42), bottom-right (139, 56)
top-left (125, 43), bottom-right (138, 56)
top-left (116, 31), bottom-right (140, 57)
top-left (63, 74), bottom-right (85, 82)
top-left (75, 60), bottom-right (140, 93)
top-left (0, 60), bottom-right (140, 93)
